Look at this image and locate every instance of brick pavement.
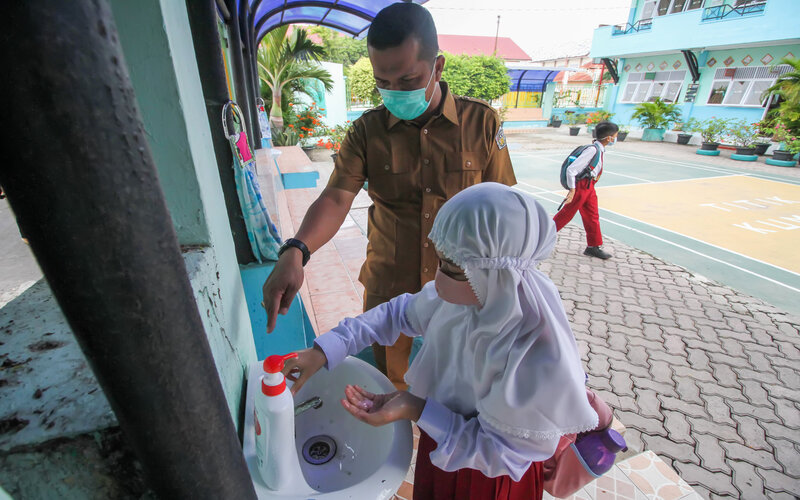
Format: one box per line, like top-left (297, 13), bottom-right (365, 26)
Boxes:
top-left (545, 225), bottom-right (800, 499)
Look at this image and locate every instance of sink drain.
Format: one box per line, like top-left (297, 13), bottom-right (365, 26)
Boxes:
top-left (302, 435), bottom-right (337, 465)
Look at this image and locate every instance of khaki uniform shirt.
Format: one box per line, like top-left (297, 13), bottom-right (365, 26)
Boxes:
top-left (327, 82), bottom-right (517, 300)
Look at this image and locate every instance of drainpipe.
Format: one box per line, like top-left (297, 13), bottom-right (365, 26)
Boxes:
top-left (186, 0), bottom-right (255, 265)
top-left (225, 0), bottom-right (257, 151)
top-left (0, 2), bottom-right (256, 499)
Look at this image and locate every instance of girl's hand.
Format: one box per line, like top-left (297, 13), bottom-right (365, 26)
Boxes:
top-left (564, 189), bottom-right (575, 205)
top-left (282, 345), bottom-right (327, 395)
top-left (340, 385), bottom-right (426, 426)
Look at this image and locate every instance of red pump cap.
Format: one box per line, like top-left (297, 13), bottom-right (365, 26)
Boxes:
top-left (261, 353), bottom-right (298, 396)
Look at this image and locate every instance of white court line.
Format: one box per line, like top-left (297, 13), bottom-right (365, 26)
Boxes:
top-left (595, 173), bottom-right (739, 189)
top-left (514, 186), bottom-right (800, 293)
top-left (611, 151), bottom-right (800, 185)
top-left (514, 154), bottom-right (656, 183)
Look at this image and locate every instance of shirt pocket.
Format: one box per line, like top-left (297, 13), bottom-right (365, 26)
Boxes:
top-left (445, 151), bottom-right (486, 193)
top-left (367, 141), bottom-right (414, 200)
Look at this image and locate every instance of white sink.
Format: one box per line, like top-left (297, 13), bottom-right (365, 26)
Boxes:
top-left (243, 356), bottom-right (413, 499)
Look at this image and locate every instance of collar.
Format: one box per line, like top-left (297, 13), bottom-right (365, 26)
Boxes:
top-left (593, 140), bottom-right (606, 153)
top-left (387, 81), bottom-right (460, 130)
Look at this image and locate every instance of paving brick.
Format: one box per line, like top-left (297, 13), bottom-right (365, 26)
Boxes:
top-left (697, 381), bottom-right (747, 402)
top-left (767, 437), bottom-right (800, 478)
top-left (609, 370), bottom-right (634, 396)
top-left (663, 409), bottom-right (693, 445)
top-left (648, 349), bottom-right (689, 367)
top-left (770, 397), bottom-right (800, 429)
top-left (760, 421), bottom-right (800, 445)
top-left (721, 441), bottom-right (782, 471)
top-left (728, 400), bottom-right (784, 424)
top-left (625, 344), bottom-right (650, 367)
top-left (615, 409), bottom-right (665, 436)
top-left (674, 377), bottom-right (703, 404)
top-left (642, 434), bottom-right (700, 465)
top-left (740, 379), bottom-right (775, 408)
top-left (764, 384), bottom-right (800, 404)
top-left (630, 375), bottom-right (676, 397)
top-left (659, 395), bottom-right (709, 419)
top-left (687, 416), bottom-right (743, 444)
top-left (710, 363), bottom-right (742, 389)
top-left (673, 461), bottom-right (738, 497)
top-left (707, 350), bottom-right (750, 369)
top-left (633, 388), bottom-right (662, 419)
top-left (648, 359), bottom-right (675, 385)
top-left (728, 457), bottom-right (767, 498)
top-left (774, 366), bottom-right (799, 387)
top-left (767, 491), bottom-right (800, 500)
top-left (693, 433), bottom-right (732, 473)
top-left (732, 414), bottom-right (772, 452)
top-left (757, 468), bottom-right (800, 496)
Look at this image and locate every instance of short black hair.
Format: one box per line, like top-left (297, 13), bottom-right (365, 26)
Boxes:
top-left (595, 121), bottom-right (619, 140)
top-left (367, 3), bottom-right (439, 61)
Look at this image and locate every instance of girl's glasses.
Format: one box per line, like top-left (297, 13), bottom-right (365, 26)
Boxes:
top-left (438, 258), bottom-right (468, 282)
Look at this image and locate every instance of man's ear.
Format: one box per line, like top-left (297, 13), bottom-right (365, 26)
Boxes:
top-left (435, 54), bottom-right (445, 80)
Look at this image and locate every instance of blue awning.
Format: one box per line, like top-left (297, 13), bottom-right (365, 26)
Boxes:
top-left (247, 0), bottom-right (428, 44)
top-left (505, 65), bottom-right (585, 92)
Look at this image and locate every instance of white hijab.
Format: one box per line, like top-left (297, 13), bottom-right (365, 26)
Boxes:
top-left (405, 183), bottom-right (598, 440)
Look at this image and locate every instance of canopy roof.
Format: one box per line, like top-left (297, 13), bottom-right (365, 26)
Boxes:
top-left (248, 0), bottom-right (428, 44)
top-left (506, 63), bottom-right (584, 92)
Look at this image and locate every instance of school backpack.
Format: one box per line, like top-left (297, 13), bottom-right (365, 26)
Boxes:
top-left (559, 144), bottom-right (602, 190)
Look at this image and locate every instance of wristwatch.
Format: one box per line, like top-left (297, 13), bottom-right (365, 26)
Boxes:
top-left (278, 238), bottom-right (310, 266)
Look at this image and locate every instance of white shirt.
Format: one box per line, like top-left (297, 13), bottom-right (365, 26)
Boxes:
top-left (565, 141), bottom-right (604, 188)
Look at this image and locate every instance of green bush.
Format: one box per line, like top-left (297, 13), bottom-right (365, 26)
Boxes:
top-left (687, 117), bottom-right (730, 144)
top-left (631, 98), bottom-right (681, 129)
top-left (441, 52), bottom-right (510, 102)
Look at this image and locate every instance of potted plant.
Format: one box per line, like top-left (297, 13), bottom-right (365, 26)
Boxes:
top-left (565, 112), bottom-right (583, 136)
top-left (617, 125), bottom-right (630, 142)
top-left (550, 114), bottom-right (563, 128)
top-left (752, 120), bottom-right (774, 155)
top-left (689, 117), bottom-right (729, 151)
top-left (631, 98), bottom-right (682, 142)
top-left (727, 119), bottom-right (759, 158)
top-left (319, 121), bottom-right (352, 161)
top-left (770, 122), bottom-right (798, 161)
top-left (586, 110), bottom-right (615, 138)
top-left (673, 121), bottom-right (693, 145)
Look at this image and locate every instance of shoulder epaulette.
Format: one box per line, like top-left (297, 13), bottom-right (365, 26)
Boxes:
top-left (455, 95), bottom-right (494, 109)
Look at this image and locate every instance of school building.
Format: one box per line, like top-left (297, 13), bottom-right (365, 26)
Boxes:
top-left (590, 0), bottom-right (800, 126)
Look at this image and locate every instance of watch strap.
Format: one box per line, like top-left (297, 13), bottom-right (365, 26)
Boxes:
top-left (279, 238), bottom-right (310, 266)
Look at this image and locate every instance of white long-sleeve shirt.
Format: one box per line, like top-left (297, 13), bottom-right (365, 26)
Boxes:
top-left (565, 141), bottom-right (604, 188)
top-left (314, 290), bottom-right (559, 481)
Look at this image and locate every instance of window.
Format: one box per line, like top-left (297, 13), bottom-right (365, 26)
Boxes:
top-left (706, 65), bottom-right (791, 107)
top-left (620, 70), bottom-right (687, 103)
top-left (655, 0), bottom-right (704, 16)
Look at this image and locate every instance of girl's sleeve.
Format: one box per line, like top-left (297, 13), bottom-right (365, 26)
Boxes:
top-left (314, 292), bottom-right (421, 370)
top-left (417, 399), bottom-right (560, 481)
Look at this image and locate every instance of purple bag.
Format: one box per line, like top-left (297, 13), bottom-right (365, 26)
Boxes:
top-left (543, 389), bottom-right (627, 498)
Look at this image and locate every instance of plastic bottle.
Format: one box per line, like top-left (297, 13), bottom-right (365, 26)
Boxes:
top-left (254, 352), bottom-right (308, 492)
top-left (574, 428), bottom-right (627, 476)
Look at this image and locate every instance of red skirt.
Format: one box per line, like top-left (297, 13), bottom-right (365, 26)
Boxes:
top-left (413, 430), bottom-right (544, 500)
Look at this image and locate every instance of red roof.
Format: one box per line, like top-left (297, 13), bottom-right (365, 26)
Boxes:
top-left (438, 34), bottom-right (530, 61)
top-left (554, 62), bottom-right (605, 84)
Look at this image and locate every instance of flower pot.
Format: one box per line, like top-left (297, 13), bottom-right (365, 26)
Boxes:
top-left (753, 143), bottom-right (770, 156)
top-left (331, 153), bottom-right (338, 162)
top-left (569, 127), bottom-right (580, 136)
top-left (617, 132), bottom-right (628, 142)
top-left (677, 133), bottom-right (693, 145)
top-left (641, 128), bottom-right (666, 142)
top-left (773, 150), bottom-right (794, 161)
top-left (735, 147), bottom-right (757, 156)
top-left (700, 142), bottom-right (719, 151)
top-left (552, 120), bottom-right (562, 128)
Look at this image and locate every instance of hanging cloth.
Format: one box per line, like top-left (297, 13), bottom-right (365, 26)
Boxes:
top-left (222, 101), bottom-right (281, 262)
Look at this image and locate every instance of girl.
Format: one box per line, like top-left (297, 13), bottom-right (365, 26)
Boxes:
top-left (284, 182), bottom-right (598, 500)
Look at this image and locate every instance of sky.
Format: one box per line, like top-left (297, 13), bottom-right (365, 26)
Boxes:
top-left (424, 0), bottom-right (633, 60)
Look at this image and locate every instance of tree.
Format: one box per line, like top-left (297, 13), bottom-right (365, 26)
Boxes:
top-left (257, 26), bottom-right (333, 128)
top-left (441, 53), bottom-right (510, 102)
top-left (348, 57), bottom-right (382, 106)
top-left (308, 26), bottom-right (368, 68)
top-left (764, 57), bottom-right (800, 135)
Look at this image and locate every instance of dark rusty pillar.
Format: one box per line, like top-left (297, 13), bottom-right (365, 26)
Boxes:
top-left (0, 2), bottom-right (256, 498)
top-left (186, 0), bottom-right (255, 264)
top-left (225, 0), bottom-right (257, 150)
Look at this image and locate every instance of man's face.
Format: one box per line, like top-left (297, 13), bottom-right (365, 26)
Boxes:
top-left (368, 37), bottom-right (442, 100)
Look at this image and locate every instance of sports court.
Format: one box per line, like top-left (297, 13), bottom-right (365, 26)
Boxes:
top-left (510, 147), bottom-right (800, 316)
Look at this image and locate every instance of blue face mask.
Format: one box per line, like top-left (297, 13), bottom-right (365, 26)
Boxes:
top-left (377, 60), bottom-right (437, 121)
top-left (606, 137), bottom-right (617, 147)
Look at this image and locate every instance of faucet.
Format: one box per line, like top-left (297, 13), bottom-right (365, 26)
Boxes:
top-left (294, 396), bottom-right (323, 416)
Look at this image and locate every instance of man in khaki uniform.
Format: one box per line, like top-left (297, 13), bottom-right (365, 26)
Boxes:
top-left (263, 3), bottom-right (516, 389)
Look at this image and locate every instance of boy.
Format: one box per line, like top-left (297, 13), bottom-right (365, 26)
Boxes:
top-left (553, 121), bottom-right (618, 260)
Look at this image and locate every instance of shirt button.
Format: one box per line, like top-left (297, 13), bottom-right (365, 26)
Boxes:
top-left (423, 267), bottom-right (429, 273)
top-left (424, 213), bottom-right (431, 219)
top-left (384, 164), bottom-right (390, 171)
top-left (423, 129), bottom-right (429, 135)
top-left (425, 187), bottom-right (431, 193)
top-left (423, 159), bottom-right (430, 165)
top-left (465, 161), bottom-right (472, 167)
top-left (423, 242), bottom-right (429, 248)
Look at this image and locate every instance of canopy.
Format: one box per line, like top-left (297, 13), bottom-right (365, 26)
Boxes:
top-left (249, 0), bottom-right (428, 44)
top-left (506, 64), bottom-right (585, 92)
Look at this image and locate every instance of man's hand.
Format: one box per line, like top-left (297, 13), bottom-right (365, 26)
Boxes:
top-left (262, 248), bottom-right (304, 333)
top-left (282, 345), bottom-right (327, 395)
top-left (564, 189), bottom-right (576, 205)
top-left (340, 385), bottom-right (426, 426)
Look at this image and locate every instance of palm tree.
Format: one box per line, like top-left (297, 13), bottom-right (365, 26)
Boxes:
top-left (257, 26), bottom-right (333, 129)
top-left (763, 58), bottom-right (800, 135)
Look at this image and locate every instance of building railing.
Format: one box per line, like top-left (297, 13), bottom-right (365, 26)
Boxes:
top-left (611, 18), bottom-right (653, 36)
top-left (702, 0), bottom-right (767, 21)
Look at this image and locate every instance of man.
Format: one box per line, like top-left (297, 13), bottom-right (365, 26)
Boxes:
top-left (262, 3), bottom-right (516, 389)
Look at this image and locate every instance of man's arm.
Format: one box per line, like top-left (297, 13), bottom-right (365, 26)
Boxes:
top-left (262, 186), bottom-right (357, 333)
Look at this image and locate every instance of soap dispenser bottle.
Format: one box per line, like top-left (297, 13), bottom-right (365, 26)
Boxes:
top-left (254, 352), bottom-right (308, 492)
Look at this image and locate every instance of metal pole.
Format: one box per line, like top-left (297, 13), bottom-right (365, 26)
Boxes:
top-left (0, 2), bottom-right (256, 499)
top-left (186, 0), bottom-right (256, 264)
top-left (243, 14), bottom-right (263, 149)
top-left (493, 15), bottom-right (500, 55)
